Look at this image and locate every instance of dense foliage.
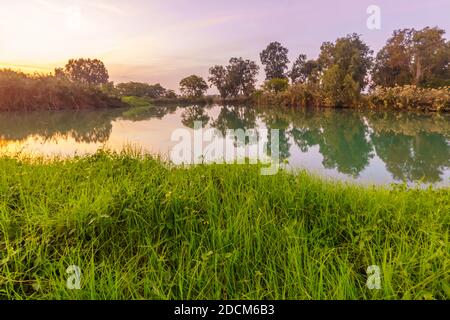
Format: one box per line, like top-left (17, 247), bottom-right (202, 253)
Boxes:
top-left (179, 75), bottom-right (209, 98)
top-left (372, 27), bottom-right (450, 88)
top-left (208, 58), bottom-right (260, 99)
top-left (115, 82), bottom-right (168, 98)
top-left (0, 26), bottom-right (449, 111)
top-left (368, 85), bottom-right (450, 112)
top-left (55, 58), bottom-right (109, 86)
top-left (260, 42), bottom-right (290, 80)
top-left (0, 69), bottom-right (123, 111)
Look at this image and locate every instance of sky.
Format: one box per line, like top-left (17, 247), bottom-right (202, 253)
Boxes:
top-left (0, 0), bottom-right (449, 91)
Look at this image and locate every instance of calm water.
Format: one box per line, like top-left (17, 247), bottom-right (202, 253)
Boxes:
top-left (0, 105), bottom-right (449, 187)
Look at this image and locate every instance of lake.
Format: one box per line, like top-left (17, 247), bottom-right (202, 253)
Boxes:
top-left (0, 105), bottom-right (449, 187)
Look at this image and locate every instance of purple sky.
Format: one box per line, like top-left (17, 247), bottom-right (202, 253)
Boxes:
top-left (1, 0), bottom-right (449, 91)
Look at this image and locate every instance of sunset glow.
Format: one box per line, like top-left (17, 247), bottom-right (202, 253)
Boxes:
top-left (1, 0), bottom-right (449, 89)
top-left (0, 0), bottom-right (449, 303)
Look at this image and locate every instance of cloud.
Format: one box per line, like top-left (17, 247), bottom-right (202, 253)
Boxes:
top-left (30, 0), bottom-right (61, 13)
top-left (87, 1), bottom-right (134, 17)
top-left (31, 0), bottom-right (133, 16)
top-left (181, 14), bottom-right (241, 31)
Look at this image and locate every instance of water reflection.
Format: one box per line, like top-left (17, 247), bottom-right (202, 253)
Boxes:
top-left (372, 132), bottom-right (450, 183)
top-left (287, 110), bottom-right (374, 176)
top-left (121, 105), bottom-right (178, 121)
top-left (181, 105), bottom-right (211, 128)
top-left (0, 109), bottom-right (122, 144)
top-left (211, 105), bottom-right (257, 134)
top-left (0, 105), bottom-right (448, 186)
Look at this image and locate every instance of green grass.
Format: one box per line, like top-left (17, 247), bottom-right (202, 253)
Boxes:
top-left (121, 96), bottom-right (153, 108)
top-left (121, 106), bottom-right (155, 120)
top-left (120, 96), bottom-right (156, 120)
top-left (0, 150), bottom-right (448, 300)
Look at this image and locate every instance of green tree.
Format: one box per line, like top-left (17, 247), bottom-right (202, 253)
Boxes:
top-left (148, 83), bottom-right (167, 98)
top-left (208, 65), bottom-right (229, 99)
top-left (100, 81), bottom-right (118, 97)
top-left (318, 34), bottom-right (373, 106)
top-left (263, 78), bottom-right (289, 93)
top-left (164, 89), bottom-right (177, 99)
top-left (116, 82), bottom-right (167, 98)
top-left (179, 75), bottom-right (208, 98)
top-left (289, 54), bottom-right (306, 83)
top-left (227, 58), bottom-right (259, 96)
top-left (409, 27), bottom-right (449, 86)
top-left (372, 29), bottom-right (414, 87)
top-left (289, 54), bottom-right (320, 84)
top-left (372, 27), bottom-right (450, 87)
top-left (260, 42), bottom-right (290, 80)
top-left (226, 57), bottom-right (259, 97)
top-left (116, 82), bottom-right (150, 97)
top-left (209, 58), bottom-right (259, 98)
top-left (63, 58), bottom-right (109, 86)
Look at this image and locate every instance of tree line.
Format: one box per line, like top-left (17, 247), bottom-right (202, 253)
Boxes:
top-left (0, 59), bottom-right (123, 111)
top-left (57, 26), bottom-right (447, 106)
top-left (177, 26), bottom-right (449, 107)
top-left (0, 26), bottom-right (448, 111)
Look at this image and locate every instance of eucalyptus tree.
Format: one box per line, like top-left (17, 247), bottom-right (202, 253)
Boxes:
top-left (372, 27), bottom-right (450, 87)
top-left (63, 58), bottom-right (109, 86)
top-left (260, 41), bottom-right (290, 80)
top-left (208, 58), bottom-right (259, 98)
top-left (179, 75), bottom-right (209, 98)
top-left (318, 34), bottom-right (373, 106)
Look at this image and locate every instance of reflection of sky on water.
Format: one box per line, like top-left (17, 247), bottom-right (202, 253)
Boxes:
top-left (0, 106), bottom-right (448, 187)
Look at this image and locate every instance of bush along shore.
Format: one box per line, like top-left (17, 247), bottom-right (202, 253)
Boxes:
top-left (1, 67), bottom-right (448, 112)
top-left (0, 151), bottom-right (448, 300)
top-left (0, 69), bottom-right (125, 111)
top-left (254, 84), bottom-right (450, 112)
top-left (368, 86), bottom-right (450, 112)
top-left (2, 26), bottom-right (449, 113)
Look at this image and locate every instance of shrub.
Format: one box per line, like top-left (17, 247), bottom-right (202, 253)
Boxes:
top-left (262, 78), bottom-right (290, 94)
top-left (369, 85), bottom-right (450, 112)
top-left (0, 69), bottom-right (125, 111)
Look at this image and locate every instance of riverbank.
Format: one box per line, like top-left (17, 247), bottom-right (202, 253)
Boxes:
top-left (1, 66), bottom-right (448, 112)
top-left (0, 69), bottom-right (125, 111)
top-left (0, 151), bottom-right (448, 299)
top-left (127, 85), bottom-right (450, 113)
top-left (255, 84), bottom-right (450, 112)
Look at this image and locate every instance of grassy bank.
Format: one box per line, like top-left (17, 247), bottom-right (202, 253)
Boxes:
top-left (0, 151), bottom-right (448, 300)
top-left (254, 83), bottom-right (450, 112)
top-left (368, 86), bottom-right (450, 112)
top-left (122, 95), bottom-right (254, 107)
top-left (0, 69), bottom-right (125, 111)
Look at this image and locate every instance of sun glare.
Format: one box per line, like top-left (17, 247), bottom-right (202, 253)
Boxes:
top-left (0, 1), bottom-right (113, 72)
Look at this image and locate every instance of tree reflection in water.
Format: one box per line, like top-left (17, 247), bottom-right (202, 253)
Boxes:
top-left (0, 105), bottom-right (448, 184)
top-left (0, 109), bottom-right (123, 144)
top-left (255, 107), bottom-right (449, 182)
top-left (181, 105), bottom-right (210, 128)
